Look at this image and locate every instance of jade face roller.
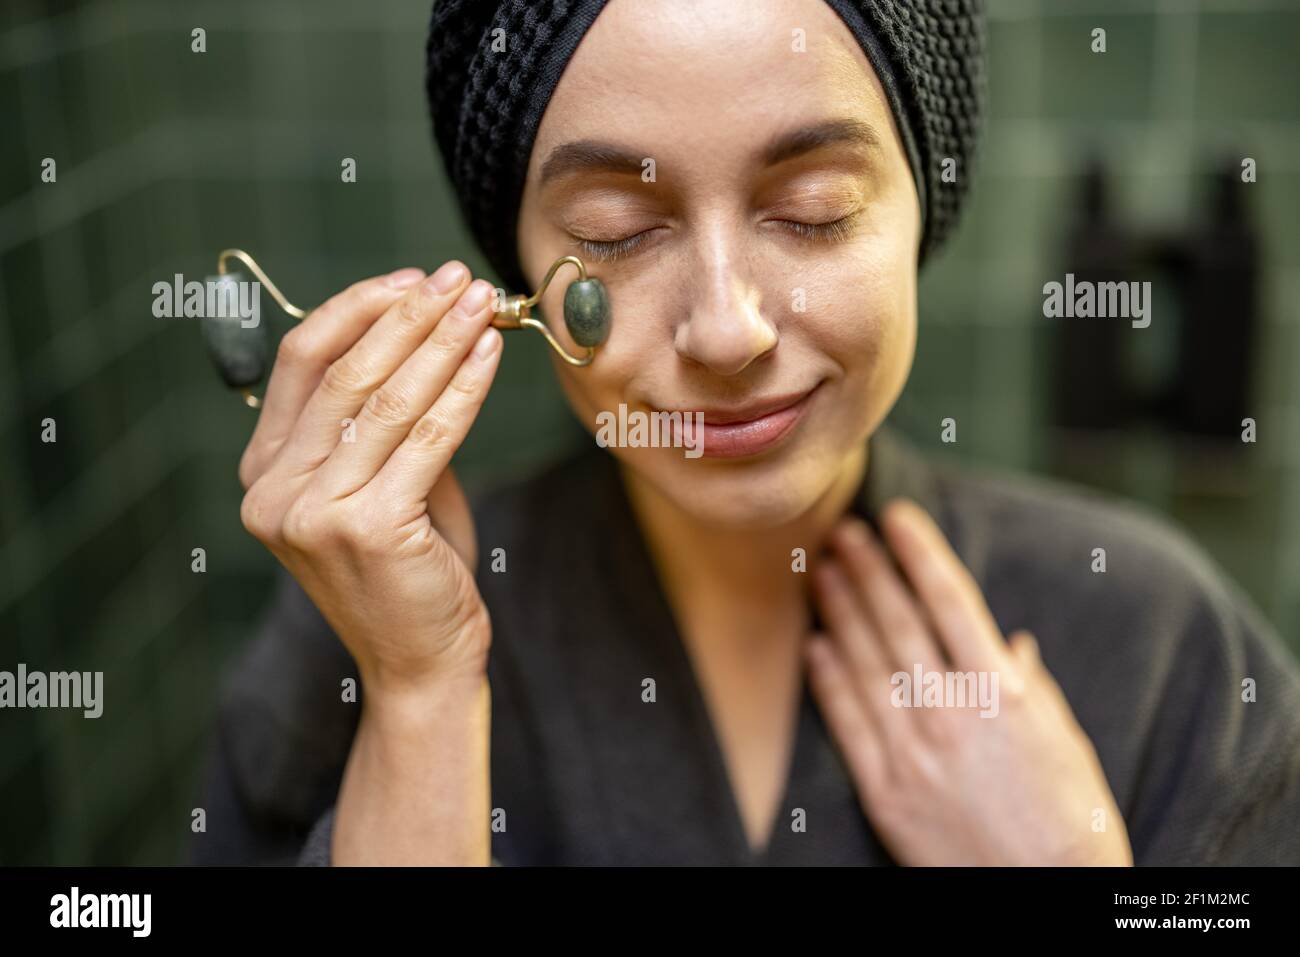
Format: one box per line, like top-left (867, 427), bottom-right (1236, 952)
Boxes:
top-left (200, 249), bottom-right (611, 409)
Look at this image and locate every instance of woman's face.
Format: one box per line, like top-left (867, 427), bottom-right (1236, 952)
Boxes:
top-left (516, 0), bottom-right (920, 529)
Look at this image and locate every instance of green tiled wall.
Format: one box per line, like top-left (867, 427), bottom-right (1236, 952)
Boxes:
top-left (0, 0), bottom-right (1296, 865)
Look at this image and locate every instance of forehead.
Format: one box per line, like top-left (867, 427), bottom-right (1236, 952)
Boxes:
top-left (527, 0), bottom-right (895, 175)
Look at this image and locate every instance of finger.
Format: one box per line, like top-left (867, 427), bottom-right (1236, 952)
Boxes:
top-left (810, 559), bottom-right (899, 732)
top-left (312, 278), bottom-right (496, 497)
top-left (272, 260), bottom-right (473, 479)
top-left (879, 499), bottom-right (1011, 672)
top-left (805, 634), bottom-right (887, 805)
top-left (1008, 629), bottom-right (1063, 705)
top-left (240, 267), bottom-right (425, 487)
top-left (830, 517), bottom-right (947, 676)
top-left (370, 325), bottom-right (503, 504)
top-left (1008, 629), bottom-right (1039, 670)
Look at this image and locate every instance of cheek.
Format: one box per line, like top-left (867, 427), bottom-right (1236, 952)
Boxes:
top-left (801, 242), bottom-right (917, 399)
top-left (817, 182), bottom-right (921, 392)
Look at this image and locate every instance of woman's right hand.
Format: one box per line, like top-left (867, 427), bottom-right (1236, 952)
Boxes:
top-left (237, 261), bottom-right (504, 698)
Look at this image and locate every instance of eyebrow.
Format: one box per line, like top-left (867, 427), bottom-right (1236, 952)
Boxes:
top-left (540, 141), bottom-right (646, 185)
top-left (539, 119), bottom-right (881, 187)
top-left (759, 118), bottom-right (882, 167)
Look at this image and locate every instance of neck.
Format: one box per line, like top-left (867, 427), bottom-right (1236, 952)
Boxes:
top-left (619, 445), bottom-right (869, 607)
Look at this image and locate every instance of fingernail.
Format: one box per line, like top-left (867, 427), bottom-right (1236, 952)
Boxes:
top-left (886, 498), bottom-right (920, 524)
top-left (836, 518), bottom-right (868, 545)
top-left (386, 267), bottom-right (425, 289)
top-left (428, 261), bottom-right (468, 294)
top-left (471, 327), bottom-right (501, 360)
top-left (459, 280), bottom-right (493, 314)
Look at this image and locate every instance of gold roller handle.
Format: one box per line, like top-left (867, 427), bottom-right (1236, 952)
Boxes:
top-left (492, 256), bottom-right (597, 367)
top-left (212, 250), bottom-right (602, 409)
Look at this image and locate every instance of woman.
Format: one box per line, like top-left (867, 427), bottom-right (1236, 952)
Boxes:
top-left (195, 0), bottom-right (1300, 866)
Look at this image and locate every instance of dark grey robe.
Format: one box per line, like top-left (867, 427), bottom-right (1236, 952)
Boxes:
top-left (191, 426), bottom-right (1300, 866)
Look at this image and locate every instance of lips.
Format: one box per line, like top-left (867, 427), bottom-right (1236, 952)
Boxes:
top-left (695, 391), bottom-right (813, 425)
top-left (658, 384), bottom-right (820, 459)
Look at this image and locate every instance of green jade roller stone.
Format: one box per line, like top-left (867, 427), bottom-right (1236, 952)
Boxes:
top-left (562, 277), bottom-right (611, 348)
top-left (199, 272), bottom-right (270, 388)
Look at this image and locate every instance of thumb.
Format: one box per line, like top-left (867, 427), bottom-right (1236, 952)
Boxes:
top-left (427, 466), bottom-right (478, 572)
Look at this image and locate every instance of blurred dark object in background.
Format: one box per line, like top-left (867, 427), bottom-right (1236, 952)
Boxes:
top-left (1176, 160), bottom-right (1259, 438)
top-left (1053, 154), bottom-right (1259, 441)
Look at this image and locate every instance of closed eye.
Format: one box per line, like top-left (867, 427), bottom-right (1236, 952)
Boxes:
top-left (768, 211), bottom-right (861, 243)
top-left (568, 228), bottom-right (661, 262)
top-left (569, 212), bottom-right (860, 262)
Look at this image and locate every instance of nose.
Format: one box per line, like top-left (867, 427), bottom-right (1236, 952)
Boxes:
top-left (673, 238), bottom-right (778, 376)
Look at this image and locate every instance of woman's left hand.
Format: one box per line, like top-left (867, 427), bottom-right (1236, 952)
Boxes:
top-left (806, 499), bottom-right (1133, 866)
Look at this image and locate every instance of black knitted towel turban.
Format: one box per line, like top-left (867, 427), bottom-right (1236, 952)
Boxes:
top-left (425, 0), bottom-right (985, 294)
